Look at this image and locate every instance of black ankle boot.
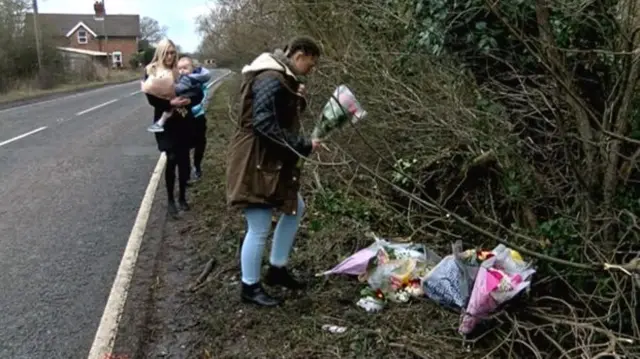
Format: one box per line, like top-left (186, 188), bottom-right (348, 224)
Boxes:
top-left (178, 199), bottom-right (190, 211)
top-left (241, 282), bottom-right (281, 307)
top-left (264, 265), bottom-right (306, 290)
top-left (167, 199), bottom-right (179, 219)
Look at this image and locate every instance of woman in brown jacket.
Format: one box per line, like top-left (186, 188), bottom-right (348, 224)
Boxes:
top-left (226, 37), bottom-right (322, 307)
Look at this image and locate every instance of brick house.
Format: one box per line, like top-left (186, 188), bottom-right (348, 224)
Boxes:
top-left (25, 13), bottom-right (140, 68)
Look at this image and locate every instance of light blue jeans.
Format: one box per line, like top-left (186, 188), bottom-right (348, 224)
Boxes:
top-left (241, 194), bottom-right (305, 285)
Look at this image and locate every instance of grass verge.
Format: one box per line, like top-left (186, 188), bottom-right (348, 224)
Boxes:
top-left (185, 75), bottom-right (481, 359)
top-left (0, 70), bottom-right (140, 105)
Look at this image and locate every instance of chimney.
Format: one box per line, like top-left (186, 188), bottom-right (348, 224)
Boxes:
top-left (94, 1), bottom-right (105, 20)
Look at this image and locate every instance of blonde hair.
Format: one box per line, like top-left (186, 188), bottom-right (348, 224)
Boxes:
top-left (145, 38), bottom-right (178, 79)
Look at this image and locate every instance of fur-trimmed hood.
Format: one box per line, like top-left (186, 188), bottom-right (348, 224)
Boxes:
top-left (241, 52), bottom-right (297, 79)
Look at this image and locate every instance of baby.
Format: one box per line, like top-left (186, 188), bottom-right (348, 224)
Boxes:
top-left (142, 57), bottom-right (212, 133)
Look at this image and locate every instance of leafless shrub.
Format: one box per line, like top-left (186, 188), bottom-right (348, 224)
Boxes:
top-left (197, 0), bottom-right (640, 357)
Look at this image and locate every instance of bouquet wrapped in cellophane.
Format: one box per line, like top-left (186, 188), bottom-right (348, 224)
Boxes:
top-left (141, 66), bottom-right (175, 100)
top-left (311, 85), bottom-right (367, 140)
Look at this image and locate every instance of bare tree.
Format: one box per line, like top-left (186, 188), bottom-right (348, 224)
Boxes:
top-left (139, 16), bottom-right (167, 45)
top-left (192, 0), bottom-right (640, 358)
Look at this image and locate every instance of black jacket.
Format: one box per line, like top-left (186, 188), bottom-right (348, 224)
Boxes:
top-left (144, 72), bottom-right (204, 152)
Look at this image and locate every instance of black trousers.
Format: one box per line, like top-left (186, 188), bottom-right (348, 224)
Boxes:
top-left (165, 148), bottom-right (190, 202)
top-left (191, 115), bottom-right (207, 171)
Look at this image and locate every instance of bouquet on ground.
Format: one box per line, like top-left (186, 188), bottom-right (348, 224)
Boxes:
top-left (458, 245), bottom-right (535, 335)
top-left (316, 234), bottom-right (440, 311)
top-left (421, 241), bottom-right (483, 309)
top-left (311, 85), bottom-right (367, 140)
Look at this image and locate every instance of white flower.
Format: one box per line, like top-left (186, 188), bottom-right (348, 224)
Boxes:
top-left (357, 297), bottom-right (385, 312)
top-left (388, 290), bottom-right (411, 303)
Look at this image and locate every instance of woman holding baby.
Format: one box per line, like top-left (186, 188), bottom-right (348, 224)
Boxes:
top-left (142, 39), bottom-right (204, 218)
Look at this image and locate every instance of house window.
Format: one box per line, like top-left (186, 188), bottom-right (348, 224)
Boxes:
top-left (77, 30), bottom-right (88, 44)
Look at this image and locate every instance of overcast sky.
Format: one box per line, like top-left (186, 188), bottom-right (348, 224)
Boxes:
top-left (38, 0), bottom-right (215, 52)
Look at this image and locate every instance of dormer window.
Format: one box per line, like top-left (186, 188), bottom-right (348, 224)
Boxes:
top-left (78, 30), bottom-right (88, 44)
top-left (65, 21), bottom-right (97, 42)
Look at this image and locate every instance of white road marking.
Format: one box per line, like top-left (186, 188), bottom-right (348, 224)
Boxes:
top-left (0, 81), bottom-right (137, 114)
top-left (86, 152), bottom-right (167, 359)
top-left (75, 99), bottom-right (118, 116)
top-left (129, 90), bottom-right (141, 96)
top-left (0, 126), bottom-right (47, 147)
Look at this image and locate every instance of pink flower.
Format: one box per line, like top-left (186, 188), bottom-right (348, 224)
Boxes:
top-left (338, 93), bottom-right (358, 115)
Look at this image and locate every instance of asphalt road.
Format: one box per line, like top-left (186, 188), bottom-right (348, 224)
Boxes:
top-left (0, 72), bottom-right (223, 359)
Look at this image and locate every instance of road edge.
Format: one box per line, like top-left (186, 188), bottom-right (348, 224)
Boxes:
top-left (87, 152), bottom-right (167, 359)
top-left (0, 78), bottom-right (139, 111)
top-left (87, 71), bottom-right (233, 359)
